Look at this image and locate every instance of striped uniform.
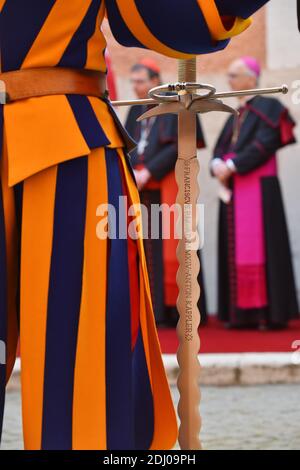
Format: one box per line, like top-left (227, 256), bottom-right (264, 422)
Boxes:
top-left (0, 0), bottom-right (269, 450)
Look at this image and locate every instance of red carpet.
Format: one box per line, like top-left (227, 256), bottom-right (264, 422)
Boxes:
top-left (158, 317), bottom-right (300, 353)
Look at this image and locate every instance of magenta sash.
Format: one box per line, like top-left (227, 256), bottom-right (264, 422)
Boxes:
top-left (224, 154), bottom-right (277, 309)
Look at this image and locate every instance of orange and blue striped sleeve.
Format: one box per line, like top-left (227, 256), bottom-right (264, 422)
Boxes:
top-left (105, 0), bottom-right (269, 59)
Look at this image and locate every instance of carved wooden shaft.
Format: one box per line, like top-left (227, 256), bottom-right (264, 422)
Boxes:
top-left (176, 58), bottom-right (202, 450)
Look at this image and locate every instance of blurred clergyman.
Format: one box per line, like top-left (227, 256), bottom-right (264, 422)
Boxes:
top-left (211, 56), bottom-right (299, 330)
top-left (126, 59), bottom-right (207, 326)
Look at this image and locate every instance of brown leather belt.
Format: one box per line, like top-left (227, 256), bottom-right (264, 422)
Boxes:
top-left (0, 67), bottom-right (108, 104)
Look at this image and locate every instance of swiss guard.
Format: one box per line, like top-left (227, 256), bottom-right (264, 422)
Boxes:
top-left (0, 0), bottom-right (272, 450)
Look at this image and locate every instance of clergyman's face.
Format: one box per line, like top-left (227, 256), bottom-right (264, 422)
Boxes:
top-left (227, 60), bottom-right (257, 92)
top-left (130, 68), bottom-right (159, 99)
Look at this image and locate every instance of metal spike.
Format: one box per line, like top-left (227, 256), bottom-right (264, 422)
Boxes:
top-left (137, 102), bottom-right (183, 121)
top-left (189, 98), bottom-right (237, 115)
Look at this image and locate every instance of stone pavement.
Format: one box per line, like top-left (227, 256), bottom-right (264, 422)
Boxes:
top-left (173, 384), bottom-right (300, 450)
top-left (1, 374), bottom-right (300, 450)
top-left (2, 388), bottom-right (22, 450)
top-left (165, 352), bottom-right (300, 386)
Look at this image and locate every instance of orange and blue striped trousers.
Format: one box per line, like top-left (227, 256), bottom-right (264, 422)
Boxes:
top-left (0, 0), bottom-right (179, 450)
top-left (0, 125), bottom-right (178, 450)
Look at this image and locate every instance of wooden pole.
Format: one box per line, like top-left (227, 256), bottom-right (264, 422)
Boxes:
top-left (176, 58), bottom-right (202, 450)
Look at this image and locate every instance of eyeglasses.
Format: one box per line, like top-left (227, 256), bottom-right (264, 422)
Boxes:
top-left (227, 72), bottom-right (256, 80)
top-left (130, 78), bottom-right (150, 85)
top-left (227, 73), bottom-right (243, 79)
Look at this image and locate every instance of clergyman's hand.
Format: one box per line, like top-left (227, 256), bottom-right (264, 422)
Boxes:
top-left (212, 160), bottom-right (229, 179)
top-left (134, 168), bottom-right (151, 190)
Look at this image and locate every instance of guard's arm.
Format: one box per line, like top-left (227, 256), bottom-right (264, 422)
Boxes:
top-left (104, 0), bottom-right (269, 58)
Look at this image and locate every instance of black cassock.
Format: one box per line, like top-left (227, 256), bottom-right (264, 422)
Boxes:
top-left (212, 96), bottom-right (299, 328)
top-left (126, 105), bottom-right (207, 326)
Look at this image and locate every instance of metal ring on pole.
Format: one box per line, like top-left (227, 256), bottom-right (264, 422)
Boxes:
top-left (148, 82), bottom-right (216, 102)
